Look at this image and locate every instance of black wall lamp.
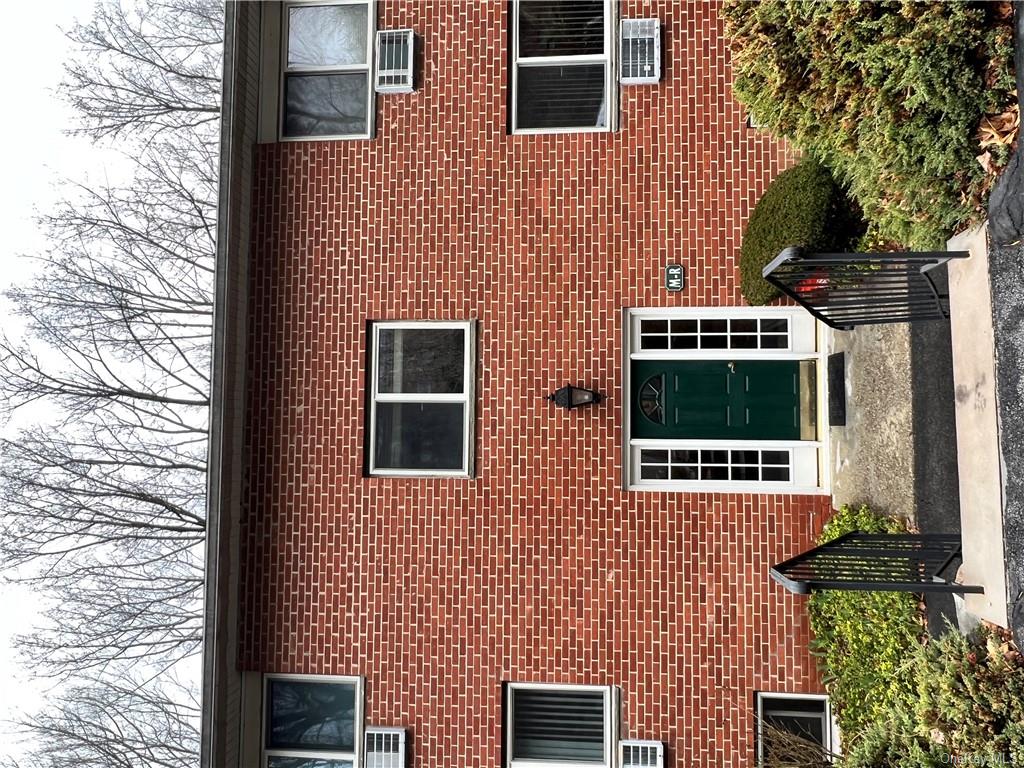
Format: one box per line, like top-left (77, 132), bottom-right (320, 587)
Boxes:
top-left (546, 383), bottom-right (602, 410)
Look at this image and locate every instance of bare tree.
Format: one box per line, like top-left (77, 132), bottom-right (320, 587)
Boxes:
top-left (0, 0), bottom-right (221, 764)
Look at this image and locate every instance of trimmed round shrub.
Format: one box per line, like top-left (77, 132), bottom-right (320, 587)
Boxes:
top-left (739, 159), bottom-right (864, 305)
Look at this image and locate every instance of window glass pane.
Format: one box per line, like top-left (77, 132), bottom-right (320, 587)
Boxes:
top-left (731, 450), bottom-right (760, 464)
top-left (377, 327), bottom-right (465, 394)
top-left (639, 449), bottom-right (668, 464)
top-left (762, 451), bottom-right (790, 465)
top-left (671, 465), bottom-right (698, 480)
top-left (670, 335), bottom-right (698, 350)
top-left (266, 679), bottom-right (357, 752)
top-left (268, 759), bottom-right (354, 768)
top-left (518, 0), bottom-right (605, 57)
top-left (762, 466), bottom-right (791, 482)
top-left (760, 318), bottom-right (789, 333)
top-left (517, 64), bottom-right (607, 130)
top-left (701, 466), bottom-right (728, 480)
top-left (640, 335), bottom-right (668, 350)
top-left (512, 688), bottom-right (606, 763)
top-left (283, 74), bottom-right (368, 137)
top-left (761, 334), bottom-right (788, 349)
top-left (732, 465), bottom-right (760, 481)
top-left (640, 465), bottom-right (669, 480)
top-left (732, 334), bottom-right (757, 349)
top-left (640, 319), bottom-right (668, 334)
top-left (700, 335), bottom-right (727, 349)
top-left (671, 319), bottom-right (698, 333)
top-left (731, 319), bottom-right (757, 333)
top-left (287, 4), bottom-right (368, 67)
top-left (701, 450), bottom-right (728, 464)
top-left (671, 450), bottom-right (698, 464)
top-left (701, 319), bottom-right (727, 333)
top-left (374, 403), bottom-right (465, 470)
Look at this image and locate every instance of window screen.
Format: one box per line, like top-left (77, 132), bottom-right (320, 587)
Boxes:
top-left (508, 686), bottom-right (611, 766)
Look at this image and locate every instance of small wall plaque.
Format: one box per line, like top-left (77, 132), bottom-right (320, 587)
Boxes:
top-left (666, 264), bottom-right (685, 292)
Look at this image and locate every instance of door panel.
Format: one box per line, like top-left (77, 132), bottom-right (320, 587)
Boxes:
top-left (631, 360), bottom-right (801, 440)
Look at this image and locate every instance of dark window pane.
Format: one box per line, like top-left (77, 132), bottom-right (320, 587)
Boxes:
top-left (287, 4), bottom-right (367, 67)
top-left (731, 450), bottom-right (760, 464)
top-left (518, 0), bottom-right (605, 57)
top-left (732, 319), bottom-right (757, 333)
top-left (760, 318), bottom-right (789, 333)
top-left (670, 335), bottom-right (698, 349)
top-left (670, 450), bottom-right (698, 464)
top-left (700, 335), bottom-right (728, 349)
top-left (377, 327), bottom-right (465, 394)
top-left (701, 450), bottom-right (728, 464)
top-left (374, 403), bottom-right (465, 470)
top-left (641, 335), bottom-right (669, 350)
top-left (517, 64), bottom-right (607, 130)
top-left (640, 449), bottom-right (668, 464)
top-left (671, 319), bottom-right (698, 333)
top-left (762, 697), bottom-right (826, 716)
top-left (763, 466), bottom-right (791, 482)
top-left (266, 680), bottom-right (357, 752)
top-left (283, 74), bottom-right (368, 137)
top-left (701, 466), bottom-right (728, 480)
top-left (761, 334), bottom-right (788, 349)
top-left (732, 334), bottom-right (758, 349)
top-left (732, 465), bottom-right (760, 481)
top-left (762, 451), bottom-right (789, 465)
top-left (640, 319), bottom-right (668, 334)
top-left (671, 465), bottom-right (698, 480)
top-left (640, 465), bottom-right (669, 480)
top-left (512, 688), bottom-right (606, 763)
top-left (701, 319), bottom-right (727, 333)
top-left (268, 759), bottom-right (354, 768)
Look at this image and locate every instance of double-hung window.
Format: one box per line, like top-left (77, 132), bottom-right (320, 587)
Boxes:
top-left (511, 0), bottom-right (615, 133)
top-left (505, 683), bottom-right (617, 768)
top-left (263, 674), bottom-right (365, 768)
top-left (281, 1), bottom-right (375, 139)
top-left (368, 321), bottom-right (475, 477)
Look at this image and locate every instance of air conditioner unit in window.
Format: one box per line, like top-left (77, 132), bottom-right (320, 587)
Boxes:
top-left (620, 739), bottom-right (665, 768)
top-left (375, 29), bottom-right (414, 93)
top-left (620, 19), bottom-right (661, 85)
top-left (366, 726), bottom-right (407, 768)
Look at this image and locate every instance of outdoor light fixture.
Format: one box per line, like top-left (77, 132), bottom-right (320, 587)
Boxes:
top-left (546, 384), bottom-right (602, 410)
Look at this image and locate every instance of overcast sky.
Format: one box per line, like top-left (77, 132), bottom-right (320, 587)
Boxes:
top-left (0, 0), bottom-right (106, 753)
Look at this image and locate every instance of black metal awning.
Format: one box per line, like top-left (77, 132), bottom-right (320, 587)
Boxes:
top-left (770, 531), bottom-right (983, 595)
top-left (762, 247), bottom-right (969, 330)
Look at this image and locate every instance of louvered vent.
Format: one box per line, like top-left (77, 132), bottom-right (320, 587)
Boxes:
top-left (621, 739), bottom-right (665, 768)
top-left (375, 29), bottom-right (414, 93)
top-left (366, 726), bottom-right (406, 768)
top-left (620, 19), bottom-right (661, 85)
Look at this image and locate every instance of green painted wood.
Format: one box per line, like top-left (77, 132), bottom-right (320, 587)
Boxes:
top-left (630, 359), bottom-right (800, 440)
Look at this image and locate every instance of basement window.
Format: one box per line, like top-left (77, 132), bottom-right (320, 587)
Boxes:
top-left (511, 0), bottom-right (615, 133)
top-left (505, 683), bottom-right (617, 768)
top-left (368, 321), bottom-right (475, 477)
top-left (263, 674), bottom-right (364, 768)
top-left (755, 693), bottom-right (835, 765)
top-left (280, 1), bottom-right (375, 139)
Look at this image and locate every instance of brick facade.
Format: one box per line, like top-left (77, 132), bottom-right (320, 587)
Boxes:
top-left (239, 1), bottom-right (830, 765)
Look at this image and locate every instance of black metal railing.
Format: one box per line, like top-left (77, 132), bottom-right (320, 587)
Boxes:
top-left (770, 531), bottom-right (982, 595)
top-left (762, 247), bottom-right (970, 330)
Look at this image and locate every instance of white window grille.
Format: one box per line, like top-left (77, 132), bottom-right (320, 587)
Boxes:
top-left (511, 0), bottom-right (615, 133)
top-left (620, 740), bottom-right (664, 768)
top-left (280, 0), bottom-right (375, 140)
top-left (637, 448), bottom-right (792, 484)
top-left (505, 683), bottom-right (617, 768)
top-left (375, 29), bottom-right (414, 93)
top-left (619, 19), bottom-right (660, 84)
top-left (262, 674), bottom-right (364, 768)
top-left (637, 316), bottom-right (791, 352)
top-left (366, 727), bottom-right (406, 768)
top-left (368, 321), bottom-right (475, 477)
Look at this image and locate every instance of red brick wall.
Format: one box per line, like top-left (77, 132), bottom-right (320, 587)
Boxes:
top-left (240, 1), bottom-right (830, 766)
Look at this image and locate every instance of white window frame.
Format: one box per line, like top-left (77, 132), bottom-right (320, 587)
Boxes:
top-left (755, 692), bottom-right (838, 764)
top-left (279, 0), bottom-right (376, 141)
top-left (624, 307), bottom-right (828, 494)
top-left (368, 320), bottom-right (475, 478)
top-left (262, 673), bottom-right (366, 768)
top-left (506, 682), bottom-right (618, 768)
top-left (511, 0), bottom-right (617, 134)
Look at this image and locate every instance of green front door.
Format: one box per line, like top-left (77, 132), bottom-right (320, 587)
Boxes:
top-left (631, 360), bottom-right (801, 440)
